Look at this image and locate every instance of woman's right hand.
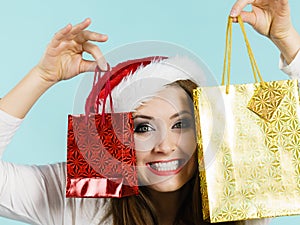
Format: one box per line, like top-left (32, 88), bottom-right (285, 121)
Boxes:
top-left (36, 18), bottom-right (108, 84)
top-left (0, 18), bottom-right (108, 119)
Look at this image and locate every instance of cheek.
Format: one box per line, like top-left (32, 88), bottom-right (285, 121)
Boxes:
top-left (134, 150), bottom-right (150, 167)
top-left (133, 132), bottom-right (160, 166)
top-left (186, 152), bottom-right (198, 179)
top-left (178, 130), bottom-right (197, 154)
top-left (134, 133), bottom-right (157, 152)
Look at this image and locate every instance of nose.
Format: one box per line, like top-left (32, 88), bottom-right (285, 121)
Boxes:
top-left (153, 129), bottom-right (176, 154)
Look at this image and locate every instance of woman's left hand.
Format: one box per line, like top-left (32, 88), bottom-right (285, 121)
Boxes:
top-left (230, 0), bottom-right (300, 64)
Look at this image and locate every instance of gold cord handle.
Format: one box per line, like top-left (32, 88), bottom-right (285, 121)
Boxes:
top-left (222, 16), bottom-right (265, 94)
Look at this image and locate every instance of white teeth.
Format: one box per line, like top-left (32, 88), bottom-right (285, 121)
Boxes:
top-left (150, 160), bottom-right (180, 171)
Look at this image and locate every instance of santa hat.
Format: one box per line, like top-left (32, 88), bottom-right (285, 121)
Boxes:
top-left (85, 55), bottom-right (206, 114)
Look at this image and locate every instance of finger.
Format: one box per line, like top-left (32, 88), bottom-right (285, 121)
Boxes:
top-left (231, 11), bottom-right (256, 26)
top-left (82, 42), bottom-right (107, 70)
top-left (50, 18), bottom-right (91, 49)
top-left (75, 30), bottom-right (108, 44)
top-left (51, 23), bottom-right (72, 48)
top-left (82, 30), bottom-right (108, 42)
top-left (230, 0), bottom-right (255, 17)
top-left (70, 18), bottom-right (91, 36)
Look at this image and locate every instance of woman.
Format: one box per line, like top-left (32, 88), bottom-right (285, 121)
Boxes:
top-left (0, 1), bottom-right (299, 225)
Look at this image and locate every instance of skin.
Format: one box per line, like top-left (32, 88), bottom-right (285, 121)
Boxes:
top-left (0, 17), bottom-right (198, 225)
top-left (133, 85), bottom-right (197, 225)
top-left (0, 18), bottom-right (108, 118)
top-left (230, 0), bottom-right (300, 64)
top-left (3, 1), bottom-right (299, 119)
top-left (0, 3), bottom-right (299, 223)
top-left (134, 85), bottom-right (197, 192)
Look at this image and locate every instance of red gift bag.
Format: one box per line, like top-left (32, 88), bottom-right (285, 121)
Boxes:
top-left (66, 66), bottom-right (138, 198)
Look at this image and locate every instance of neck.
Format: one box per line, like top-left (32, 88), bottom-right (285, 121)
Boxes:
top-left (148, 183), bottom-right (190, 225)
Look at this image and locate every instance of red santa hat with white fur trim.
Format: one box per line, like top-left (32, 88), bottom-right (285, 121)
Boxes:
top-left (85, 55), bottom-right (206, 114)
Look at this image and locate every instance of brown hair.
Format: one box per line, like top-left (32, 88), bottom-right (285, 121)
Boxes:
top-left (101, 80), bottom-right (243, 225)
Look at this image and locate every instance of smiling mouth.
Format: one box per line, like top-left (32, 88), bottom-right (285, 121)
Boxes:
top-left (146, 159), bottom-right (185, 176)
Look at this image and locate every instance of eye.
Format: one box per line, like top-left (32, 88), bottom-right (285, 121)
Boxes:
top-left (172, 118), bottom-right (193, 129)
top-left (134, 123), bottom-right (155, 133)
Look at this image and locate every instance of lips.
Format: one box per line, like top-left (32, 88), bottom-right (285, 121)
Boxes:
top-left (146, 159), bottom-right (185, 176)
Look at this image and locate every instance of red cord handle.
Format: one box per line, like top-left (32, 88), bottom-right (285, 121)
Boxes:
top-left (85, 64), bottom-right (112, 123)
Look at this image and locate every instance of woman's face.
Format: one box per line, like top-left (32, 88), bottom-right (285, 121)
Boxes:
top-left (133, 85), bottom-right (197, 192)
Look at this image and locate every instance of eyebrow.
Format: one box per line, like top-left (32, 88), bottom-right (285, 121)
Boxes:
top-left (133, 110), bottom-right (192, 120)
top-left (132, 115), bottom-right (154, 120)
top-left (170, 110), bottom-right (192, 119)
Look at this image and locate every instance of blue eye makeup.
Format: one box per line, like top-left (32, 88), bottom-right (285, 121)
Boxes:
top-left (172, 118), bottom-right (193, 129)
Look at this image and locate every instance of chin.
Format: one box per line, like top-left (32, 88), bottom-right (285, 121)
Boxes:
top-left (146, 175), bottom-right (191, 193)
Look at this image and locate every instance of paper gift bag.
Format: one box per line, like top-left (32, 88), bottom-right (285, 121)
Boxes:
top-left (193, 16), bottom-right (300, 223)
top-left (66, 66), bottom-right (138, 198)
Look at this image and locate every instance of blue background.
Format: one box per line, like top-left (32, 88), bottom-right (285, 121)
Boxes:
top-left (0, 0), bottom-right (300, 224)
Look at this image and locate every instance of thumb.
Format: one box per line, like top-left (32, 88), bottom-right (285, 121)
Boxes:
top-left (79, 60), bottom-right (98, 73)
top-left (240, 11), bottom-right (256, 27)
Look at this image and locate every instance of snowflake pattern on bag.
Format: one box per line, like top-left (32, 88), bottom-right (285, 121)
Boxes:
top-left (194, 79), bottom-right (300, 223)
top-left (66, 113), bottom-right (138, 198)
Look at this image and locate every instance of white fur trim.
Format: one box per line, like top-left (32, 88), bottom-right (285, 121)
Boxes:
top-left (101, 55), bottom-right (207, 112)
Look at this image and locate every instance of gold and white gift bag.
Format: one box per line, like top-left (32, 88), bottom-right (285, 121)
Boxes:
top-left (193, 16), bottom-right (300, 223)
